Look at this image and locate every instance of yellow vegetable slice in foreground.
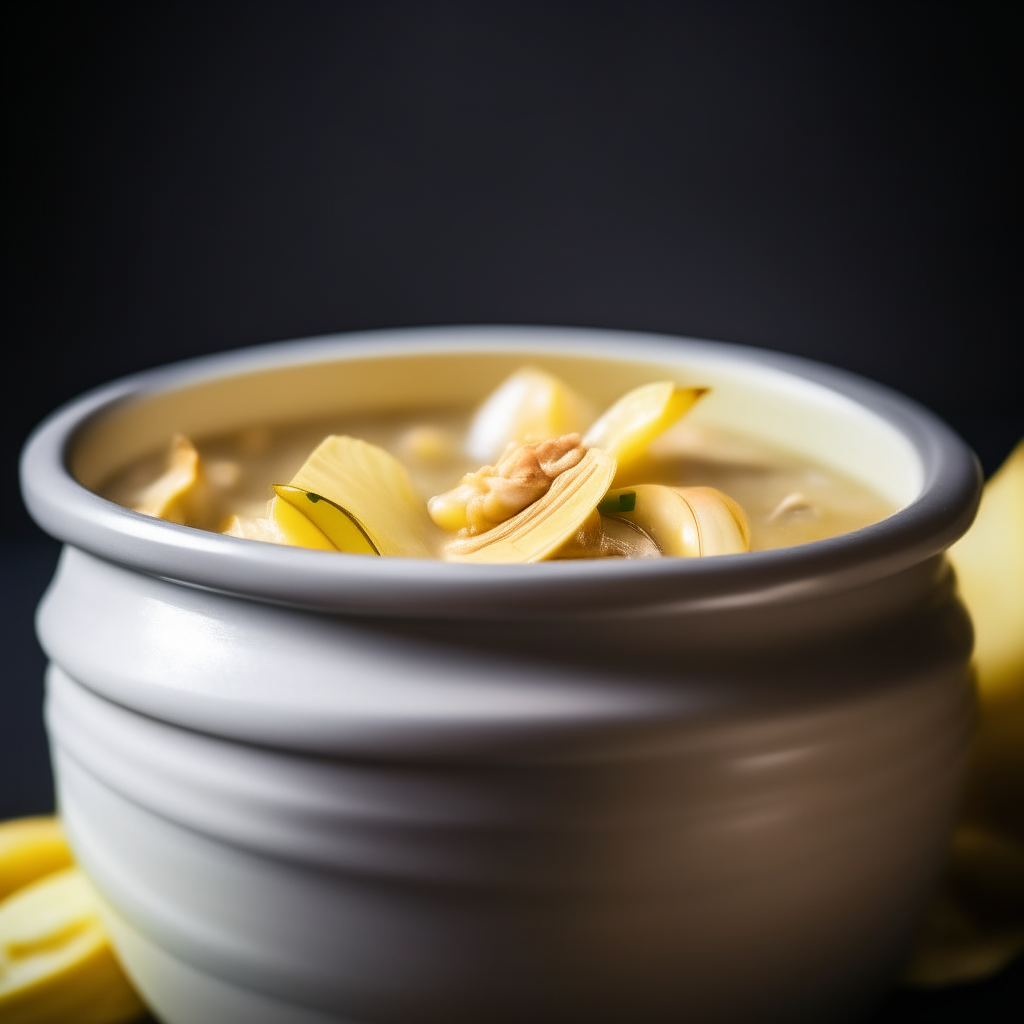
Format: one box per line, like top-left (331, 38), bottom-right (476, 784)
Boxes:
top-left (905, 438), bottom-right (1024, 985)
top-left (465, 367), bottom-right (595, 463)
top-left (267, 494), bottom-right (339, 551)
top-left (445, 448), bottom-right (616, 563)
top-left (222, 498), bottom-right (338, 550)
top-left (273, 486), bottom-right (378, 554)
top-left (0, 866), bottom-right (145, 1024)
top-left (950, 438), bottom-right (1024, 840)
top-left (582, 382), bottom-right (706, 470)
top-left (288, 436), bottom-right (435, 557)
top-left (0, 818), bottom-right (73, 901)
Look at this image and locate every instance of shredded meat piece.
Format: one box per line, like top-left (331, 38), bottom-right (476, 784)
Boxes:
top-left (429, 434), bottom-right (587, 535)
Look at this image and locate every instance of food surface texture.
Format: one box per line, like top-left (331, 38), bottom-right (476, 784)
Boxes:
top-left (101, 366), bottom-right (894, 563)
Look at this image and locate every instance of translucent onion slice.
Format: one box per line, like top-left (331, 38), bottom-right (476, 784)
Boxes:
top-left (465, 367), bottom-right (595, 463)
top-left (131, 433), bottom-right (210, 525)
top-left (583, 382), bottom-right (706, 470)
top-left (222, 513), bottom-right (285, 544)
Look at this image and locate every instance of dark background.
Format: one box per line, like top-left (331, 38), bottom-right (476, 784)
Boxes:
top-left (3, 1), bottom-right (1021, 1019)
top-left (6, 0), bottom-right (1022, 536)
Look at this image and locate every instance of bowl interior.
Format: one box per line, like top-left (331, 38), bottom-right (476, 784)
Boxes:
top-left (70, 340), bottom-right (922, 509)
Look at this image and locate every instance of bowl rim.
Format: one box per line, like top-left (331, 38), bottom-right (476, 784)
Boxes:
top-left (20, 325), bottom-right (981, 619)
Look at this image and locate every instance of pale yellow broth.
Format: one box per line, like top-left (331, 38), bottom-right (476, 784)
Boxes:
top-left (102, 409), bottom-right (894, 553)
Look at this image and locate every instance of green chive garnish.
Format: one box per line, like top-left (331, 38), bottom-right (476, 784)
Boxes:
top-left (598, 492), bottom-right (636, 514)
top-left (306, 492), bottom-right (321, 503)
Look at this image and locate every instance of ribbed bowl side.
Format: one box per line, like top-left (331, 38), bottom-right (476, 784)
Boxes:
top-left (44, 562), bottom-right (974, 1024)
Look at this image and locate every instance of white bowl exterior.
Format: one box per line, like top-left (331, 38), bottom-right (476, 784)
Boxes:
top-left (44, 570), bottom-right (973, 1023)
top-left (22, 327), bottom-right (982, 1023)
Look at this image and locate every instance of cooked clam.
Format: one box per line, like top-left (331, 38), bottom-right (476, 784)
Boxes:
top-left (600, 484), bottom-right (750, 557)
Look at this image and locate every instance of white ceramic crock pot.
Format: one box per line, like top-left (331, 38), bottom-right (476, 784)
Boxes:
top-left (21, 327), bottom-right (981, 1024)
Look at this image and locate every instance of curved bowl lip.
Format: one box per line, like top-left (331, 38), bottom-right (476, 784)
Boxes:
top-left (20, 325), bottom-right (981, 620)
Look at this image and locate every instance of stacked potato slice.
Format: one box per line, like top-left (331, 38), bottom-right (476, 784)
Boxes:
top-left (0, 818), bottom-right (145, 1024)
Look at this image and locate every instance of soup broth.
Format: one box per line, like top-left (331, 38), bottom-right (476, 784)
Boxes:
top-left (102, 395), bottom-right (893, 558)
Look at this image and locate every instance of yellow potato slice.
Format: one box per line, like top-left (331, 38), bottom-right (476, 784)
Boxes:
top-left (222, 497), bottom-right (339, 551)
top-left (267, 494), bottom-right (339, 551)
top-left (906, 438), bottom-right (1024, 985)
top-left (583, 382), bottom-right (706, 470)
top-left (0, 818), bottom-right (73, 901)
top-left (272, 487), bottom-right (377, 555)
top-left (289, 436), bottom-right (435, 557)
top-left (950, 439), bottom-right (1024, 704)
top-left (0, 867), bottom-right (146, 1024)
top-left (950, 439), bottom-right (1024, 846)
